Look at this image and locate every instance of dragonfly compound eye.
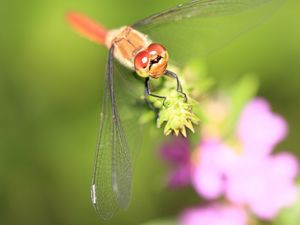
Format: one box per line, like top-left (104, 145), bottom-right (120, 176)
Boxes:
top-left (147, 43), bottom-right (166, 57)
top-left (147, 43), bottom-right (169, 79)
top-left (134, 50), bottom-right (151, 77)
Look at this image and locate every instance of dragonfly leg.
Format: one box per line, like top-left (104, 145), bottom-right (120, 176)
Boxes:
top-left (165, 70), bottom-right (188, 102)
top-left (144, 77), bottom-right (166, 106)
top-left (144, 82), bottom-right (157, 112)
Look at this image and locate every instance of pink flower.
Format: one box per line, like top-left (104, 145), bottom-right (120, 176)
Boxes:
top-left (160, 137), bottom-right (191, 187)
top-left (180, 204), bottom-right (247, 225)
top-left (192, 98), bottom-right (299, 219)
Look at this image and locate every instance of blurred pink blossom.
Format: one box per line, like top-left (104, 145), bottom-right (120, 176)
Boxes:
top-left (192, 98), bottom-right (299, 219)
top-left (226, 151), bottom-right (299, 219)
top-left (180, 204), bottom-right (247, 225)
top-left (160, 137), bottom-right (191, 187)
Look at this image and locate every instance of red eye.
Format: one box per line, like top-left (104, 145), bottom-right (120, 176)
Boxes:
top-left (147, 43), bottom-right (166, 56)
top-left (134, 50), bottom-right (150, 70)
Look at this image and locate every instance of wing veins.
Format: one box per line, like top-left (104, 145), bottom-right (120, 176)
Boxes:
top-left (132, 0), bottom-right (273, 28)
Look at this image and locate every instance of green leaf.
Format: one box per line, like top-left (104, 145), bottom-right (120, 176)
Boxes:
top-left (223, 74), bottom-right (259, 137)
top-left (139, 111), bottom-right (156, 124)
top-left (182, 60), bottom-right (214, 97)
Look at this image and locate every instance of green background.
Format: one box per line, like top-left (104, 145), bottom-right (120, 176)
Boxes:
top-left (1, 0), bottom-right (299, 225)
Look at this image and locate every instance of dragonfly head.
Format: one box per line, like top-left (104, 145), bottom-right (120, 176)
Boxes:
top-left (134, 43), bottom-right (169, 79)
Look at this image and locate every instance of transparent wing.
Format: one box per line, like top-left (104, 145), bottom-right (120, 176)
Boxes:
top-left (91, 46), bottom-right (147, 219)
top-left (132, 0), bottom-right (282, 66)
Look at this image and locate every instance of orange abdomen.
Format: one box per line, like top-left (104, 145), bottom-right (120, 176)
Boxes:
top-left (67, 12), bottom-right (108, 45)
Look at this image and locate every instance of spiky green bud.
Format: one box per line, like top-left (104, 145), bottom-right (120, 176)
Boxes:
top-left (156, 91), bottom-right (200, 137)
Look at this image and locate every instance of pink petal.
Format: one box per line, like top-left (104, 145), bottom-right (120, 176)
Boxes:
top-left (160, 137), bottom-right (190, 163)
top-left (225, 153), bottom-right (299, 220)
top-left (180, 204), bottom-right (247, 225)
top-left (160, 137), bottom-right (191, 188)
top-left (225, 156), bottom-right (266, 204)
top-left (168, 164), bottom-right (191, 188)
top-left (270, 152), bottom-right (299, 179)
top-left (192, 168), bottom-right (224, 199)
top-left (250, 183), bottom-right (299, 219)
top-left (192, 139), bottom-right (238, 199)
top-left (237, 98), bottom-right (288, 156)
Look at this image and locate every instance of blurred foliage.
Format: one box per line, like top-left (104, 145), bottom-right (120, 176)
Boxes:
top-left (1, 0), bottom-right (300, 225)
top-left (140, 219), bottom-right (179, 225)
top-left (224, 74), bottom-right (259, 137)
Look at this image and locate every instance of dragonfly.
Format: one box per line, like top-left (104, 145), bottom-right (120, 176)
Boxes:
top-left (67, 0), bottom-right (280, 220)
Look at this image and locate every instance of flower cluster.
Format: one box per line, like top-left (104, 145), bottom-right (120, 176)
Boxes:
top-left (161, 98), bottom-right (299, 225)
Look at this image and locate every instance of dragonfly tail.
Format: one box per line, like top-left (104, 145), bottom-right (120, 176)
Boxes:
top-left (66, 12), bottom-right (108, 45)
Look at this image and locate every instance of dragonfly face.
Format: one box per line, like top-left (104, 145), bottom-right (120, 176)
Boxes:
top-left (134, 43), bottom-right (169, 78)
